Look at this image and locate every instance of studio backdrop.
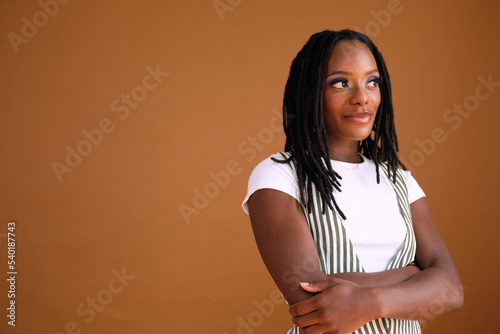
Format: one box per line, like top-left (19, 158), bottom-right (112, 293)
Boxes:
top-left (1, 0), bottom-right (499, 333)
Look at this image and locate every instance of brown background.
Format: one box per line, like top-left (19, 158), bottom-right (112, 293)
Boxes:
top-left (1, 0), bottom-right (499, 333)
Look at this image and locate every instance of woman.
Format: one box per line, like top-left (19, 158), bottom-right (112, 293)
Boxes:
top-left (242, 30), bottom-right (463, 334)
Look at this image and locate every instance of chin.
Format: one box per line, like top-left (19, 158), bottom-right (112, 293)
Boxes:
top-left (349, 129), bottom-right (373, 141)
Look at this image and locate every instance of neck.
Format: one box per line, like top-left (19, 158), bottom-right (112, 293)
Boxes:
top-left (328, 140), bottom-right (362, 163)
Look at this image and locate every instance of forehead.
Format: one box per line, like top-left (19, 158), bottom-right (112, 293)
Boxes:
top-left (327, 40), bottom-right (377, 72)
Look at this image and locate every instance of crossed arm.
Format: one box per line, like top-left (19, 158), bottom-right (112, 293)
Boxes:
top-left (247, 188), bottom-right (463, 334)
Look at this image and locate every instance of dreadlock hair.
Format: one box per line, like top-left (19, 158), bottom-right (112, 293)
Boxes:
top-left (272, 29), bottom-right (406, 220)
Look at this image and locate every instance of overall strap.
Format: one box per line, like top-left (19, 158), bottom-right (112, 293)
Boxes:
top-left (379, 164), bottom-right (417, 270)
top-left (279, 152), bottom-right (364, 274)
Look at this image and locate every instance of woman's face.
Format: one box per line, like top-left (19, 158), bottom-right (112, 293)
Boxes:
top-left (323, 40), bottom-right (381, 147)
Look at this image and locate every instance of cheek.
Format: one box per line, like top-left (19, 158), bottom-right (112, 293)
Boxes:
top-left (371, 90), bottom-right (381, 109)
top-left (323, 93), bottom-right (344, 113)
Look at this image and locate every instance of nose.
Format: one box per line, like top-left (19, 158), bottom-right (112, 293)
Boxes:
top-left (349, 85), bottom-right (369, 105)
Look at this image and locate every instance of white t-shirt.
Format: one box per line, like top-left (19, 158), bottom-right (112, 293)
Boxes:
top-left (242, 153), bottom-right (425, 273)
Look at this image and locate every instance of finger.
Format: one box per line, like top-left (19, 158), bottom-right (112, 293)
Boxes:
top-left (292, 309), bottom-right (323, 328)
top-left (300, 277), bottom-right (346, 293)
top-left (289, 296), bottom-right (320, 317)
top-left (295, 323), bottom-right (329, 334)
top-left (300, 281), bottom-right (327, 293)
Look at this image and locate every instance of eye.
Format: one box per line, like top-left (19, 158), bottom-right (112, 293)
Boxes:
top-left (366, 76), bottom-right (380, 88)
top-left (329, 79), bottom-right (348, 89)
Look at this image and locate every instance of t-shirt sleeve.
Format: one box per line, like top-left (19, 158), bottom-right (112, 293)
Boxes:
top-left (241, 154), bottom-right (300, 215)
top-left (403, 170), bottom-right (426, 204)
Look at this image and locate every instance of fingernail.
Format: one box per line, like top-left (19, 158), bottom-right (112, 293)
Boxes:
top-left (300, 282), bottom-right (309, 286)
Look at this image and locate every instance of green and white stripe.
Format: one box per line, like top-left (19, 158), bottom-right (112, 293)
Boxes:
top-left (281, 153), bottom-right (421, 334)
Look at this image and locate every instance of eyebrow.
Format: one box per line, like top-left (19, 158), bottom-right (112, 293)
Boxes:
top-left (326, 69), bottom-right (379, 77)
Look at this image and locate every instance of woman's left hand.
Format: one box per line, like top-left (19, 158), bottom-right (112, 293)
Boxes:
top-left (289, 277), bottom-right (377, 334)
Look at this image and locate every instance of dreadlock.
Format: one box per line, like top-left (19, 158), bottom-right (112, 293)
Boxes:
top-left (272, 29), bottom-right (406, 220)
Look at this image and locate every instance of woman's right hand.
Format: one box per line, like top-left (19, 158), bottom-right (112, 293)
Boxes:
top-left (289, 278), bottom-right (377, 334)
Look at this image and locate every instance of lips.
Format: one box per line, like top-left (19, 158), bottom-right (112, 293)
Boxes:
top-left (343, 113), bottom-right (372, 124)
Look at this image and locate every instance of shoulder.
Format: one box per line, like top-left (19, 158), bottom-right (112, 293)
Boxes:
top-left (401, 168), bottom-right (426, 204)
top-left (249, 152), bottom-right (296, 181)
top-left (242, 152), bottom-right (300, 214)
